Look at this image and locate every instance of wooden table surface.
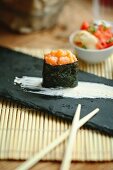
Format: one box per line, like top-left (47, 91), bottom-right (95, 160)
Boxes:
top-left (1, 161), bottom-right (113, 170)
top-left (0, 0), bottom-right (113, 169)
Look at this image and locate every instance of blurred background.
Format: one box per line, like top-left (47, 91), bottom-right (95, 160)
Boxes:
top-left (0, 0), bottom-right (113, 49)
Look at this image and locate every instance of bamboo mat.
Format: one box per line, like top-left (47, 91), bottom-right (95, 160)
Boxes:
top-left (0, 48), bottom-right (113, 161)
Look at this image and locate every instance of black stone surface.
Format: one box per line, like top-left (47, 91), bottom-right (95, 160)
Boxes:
top-left (0, 46), bottom-right (113, 136)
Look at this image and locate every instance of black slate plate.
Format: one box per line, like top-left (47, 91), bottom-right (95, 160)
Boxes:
top-left (0, 46), bottom-right (113, 136)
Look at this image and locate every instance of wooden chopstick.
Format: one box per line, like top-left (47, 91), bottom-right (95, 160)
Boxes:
top-left (60, 104), bottom-right (81, 170)
top-left (15, 105), bottom-right (99, 170)
top-left (60, 107), bottom-right (99, 170)
top-left (77, 108), bottom-right (99, 129)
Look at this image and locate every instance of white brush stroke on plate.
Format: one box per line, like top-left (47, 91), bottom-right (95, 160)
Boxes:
top-left (14, 77), bottom-right (113, 99)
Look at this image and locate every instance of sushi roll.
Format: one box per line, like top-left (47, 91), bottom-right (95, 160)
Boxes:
top-left (42, 49), bottom-right (78, 88)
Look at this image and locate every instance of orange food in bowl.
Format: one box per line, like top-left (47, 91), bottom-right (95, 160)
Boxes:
top-left (75, 21), bottom-right (113, 50)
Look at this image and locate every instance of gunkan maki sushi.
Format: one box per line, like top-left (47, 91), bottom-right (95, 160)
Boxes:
top-left (42, 49), bottom-right (78, 88)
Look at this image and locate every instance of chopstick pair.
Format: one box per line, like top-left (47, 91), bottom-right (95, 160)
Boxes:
top-left (15, 104), bottom-right (99, 170)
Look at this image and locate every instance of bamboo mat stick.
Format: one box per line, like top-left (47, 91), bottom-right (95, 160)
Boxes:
top-left (60, 107), bottom-right (99, 170)
top-left (15, 106), bottom-right (99, 170)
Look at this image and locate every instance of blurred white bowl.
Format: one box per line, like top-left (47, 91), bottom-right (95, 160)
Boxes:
top-left (69, 31), bottom-right (113, 64)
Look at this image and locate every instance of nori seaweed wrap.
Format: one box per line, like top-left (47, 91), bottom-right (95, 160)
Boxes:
top-left (42, 50), bottom-right (78, 88)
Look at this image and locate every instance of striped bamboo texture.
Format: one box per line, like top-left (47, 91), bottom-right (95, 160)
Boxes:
top-left (0, 48), bottom-right (113, 161)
